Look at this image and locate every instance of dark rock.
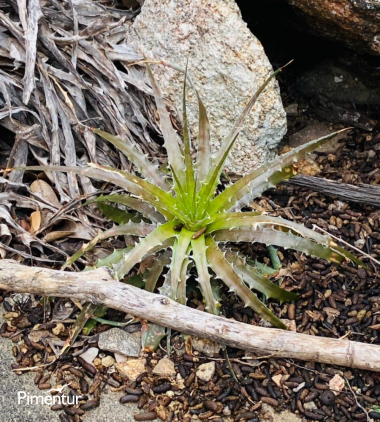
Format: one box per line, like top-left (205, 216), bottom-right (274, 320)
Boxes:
top-left (296, 60), bottom-right (380, 106)
top-left (282, 0), bottom-right (380, 56)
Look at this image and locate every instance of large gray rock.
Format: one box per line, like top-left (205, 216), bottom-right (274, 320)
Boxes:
top-left (128, 0), bottom-right (286, 174)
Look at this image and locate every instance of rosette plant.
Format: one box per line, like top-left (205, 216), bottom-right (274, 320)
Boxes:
top-left (25, 63), bottom-right (363, 329)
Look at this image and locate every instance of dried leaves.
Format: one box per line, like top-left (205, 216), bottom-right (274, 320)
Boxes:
top-left (0, 0), bottom-right (168, 265)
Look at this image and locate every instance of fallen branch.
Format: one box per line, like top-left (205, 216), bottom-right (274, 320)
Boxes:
top-left (288, 175), bottom-right (380, 207)
top-left (1, 259), bottom-right (379, 372)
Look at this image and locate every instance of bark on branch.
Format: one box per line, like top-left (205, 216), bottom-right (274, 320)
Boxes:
top-left (0, 259), bottom-right (379, 372)
top-left (288, 175), bottom-right (380, 207)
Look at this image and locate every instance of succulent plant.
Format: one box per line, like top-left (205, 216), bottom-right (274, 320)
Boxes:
top-left (25, 62), bottom-right (363, 329)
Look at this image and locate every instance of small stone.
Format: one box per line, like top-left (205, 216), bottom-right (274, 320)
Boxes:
top-left (102, 356), bottom-right (115, 368)
top-left (79, 347), bottom-right (99, 364)
top-left (152, 357), bottom-right (176, 377)
top-left (285, 103), bottom-right (298, 116)
top-left (192, 337), bottom-right (220, 357)
top-left (329, 374), bottom-right (344, 395)
top-left (354, 239), bottom-right (365, 249)
top-left (98, 328), bottom-right (141, 357)
top-left (114, 353), bottom-right (128, 363)
top-left (304, 401), bottom-right (317, 411)
top-left (223, 406), bottom-right (231, 416)
top-left (52, 323), bottom-right (65, 336)
top-left (196, 361), bottom-right (215, 382)
top-left (116, 358), bottom-right (146, 382)
top-left (320, 389), bottom-right (336, 406)
top-left (272, 374), bottom-right (282, 388)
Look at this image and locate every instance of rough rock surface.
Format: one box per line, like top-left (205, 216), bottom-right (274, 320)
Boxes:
top-left (196, 361), bottom-right (216, 382)
top-left (128, 0), bottom-right (286, 174)
top-left (152, 357), bottom-right (176, 376)
top-left (79, 347), bottom-right (99, 364)
top-left (116, 358), bottom-right (147, 381)
top-left (192, 337), bottom-right (221, 357)
top-left (283, 0), bottom-right (380, 56)
top-left (98, 328), bottom-right (141, 357)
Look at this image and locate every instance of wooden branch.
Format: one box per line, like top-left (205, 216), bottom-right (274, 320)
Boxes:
top-left (0, 259), bottom-right (379, 371)
top-left (288, 175), bottom-right (380, 207)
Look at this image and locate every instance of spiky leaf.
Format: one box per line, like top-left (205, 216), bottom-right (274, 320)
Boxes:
top-left (205, 237), bottom-right (287, 329)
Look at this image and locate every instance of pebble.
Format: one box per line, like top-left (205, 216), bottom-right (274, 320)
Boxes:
top-left (329, 374), bottom-right (344, 395)
top-left (272, 374), bottom-right (282, 388)
top-left (304, 401), bottom-right (317, 411)
top-left (116, 358), bottom-right (146, 382)
top-left (98, 328), bottom-right (141, 357)
top-left (114, 352), bottom-right (128, 363)
top-left (102, 355), bottom-right (115, 368)
top-left (79, 347), bottom-right (99, 364)
top-left (152, 357), bottom-right (176, 377)
top-left (192, 337), bottom-right (220, 357)
top-left (196, 361), bottom-right (215, 382)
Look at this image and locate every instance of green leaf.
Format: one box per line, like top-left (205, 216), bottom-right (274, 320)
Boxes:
top-left (224, 250), bottom-right (297, 302)
top-left (170, 228), bottom-right (193, 301)
top-left (93, 247), bottom-right (132, 269)
top-left (92, 128), bottom-right (170, 191)
top-left (209, 214), bottom-right (366, 268)
top-left (62, 222), bottom-right (156, 269)
top-left (98, 202), bottom-right (141, 225)
top-left (205, 237), bottom-right (287, 329)
top-left (176, 251), bottom-right (191, 306)
top-left (124, 274), bottom-right (145, 288)
top-left (268, 246), bottom-right (281, 270)
top-left (197, 64), bottom-right (290, 218)
top-left (142, 322), bottom-right (166, 352)
top-left (195, 134), bottom-right (239, 219)
top-left (83, 305), bottom-right (108, 335)
top-left (113, 221), bottom-right (179, 280)
top-left (85, 194), bottom-right (166, 223)
top-left (182, 64), bottom-right (196, 203)
top-left (61, 302), bottom-right (99, 354)
top-left (195, 90), bottom-right (211, 186)
top-left (209, 130), bottom-right (348, 215)
top-left (143, 250), bottom-right (172, 292)
top-left (253, 260), bottom-right (279, 276)
top-left (214, 226), bottom-right (345, 264)
top-left (191, 234), bottom-right (219, 315)
top-left (21, 164), bottom-right (179, 221)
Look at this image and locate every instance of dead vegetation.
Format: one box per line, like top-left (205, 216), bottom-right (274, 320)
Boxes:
top-left (0, 0), bottom-right (169, 265)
